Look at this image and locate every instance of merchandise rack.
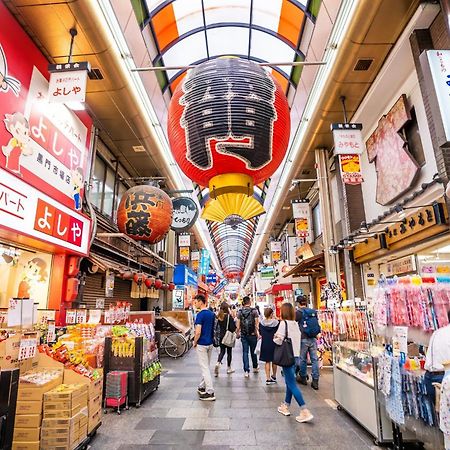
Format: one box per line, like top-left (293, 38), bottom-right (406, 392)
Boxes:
top-left (103, 336), bottom-right (159, 407)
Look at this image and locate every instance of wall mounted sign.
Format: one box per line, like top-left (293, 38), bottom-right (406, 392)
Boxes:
top-left (172, 286), bottom-right (185, 309)
top-left (213, 279), bottom-right (228, 295)
top-left (270, 241), bottom-right (282, 262)
top-left (331, 123), bottom-right (364, 155)
top-left (179, 246), bottom-right (190, 261)
top-left (171, 197), bottom-right (199, 231)
top-left (178, 233), bottom-right (191, 247)
top-left (366, 95), bottom-right (420, 205)
top-left (292, 200), bottom-right (310, 238)
top-left (198, 249), bottom-right (210, 275)
top-left (339, 154), bottom-right (363, 185)
top-left (0, 167), bottom-right (91, 255)
top-left (48, 69), bottom-right (88, 105)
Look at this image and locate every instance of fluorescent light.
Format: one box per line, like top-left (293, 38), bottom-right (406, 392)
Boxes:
top-left (242, 0), bottom-right (358, 286)
top-left (65, 101), bottom-right (86, 111)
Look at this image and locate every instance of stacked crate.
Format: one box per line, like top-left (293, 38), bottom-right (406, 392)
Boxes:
top-left (13, 369), bottom-right (63, 450)
top-left (104, 371), bottom-right (128, 413)
top-left (40, 384), bottom-right (88, 449)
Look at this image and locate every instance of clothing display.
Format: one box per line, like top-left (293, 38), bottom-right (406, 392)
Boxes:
top-left (440, 371), bottom-right (450, 449)
top-left (385, 355), bottom-right (405, 425)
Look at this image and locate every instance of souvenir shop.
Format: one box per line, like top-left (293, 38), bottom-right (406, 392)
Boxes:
top-left (348, 201), bottom-right (450, 448)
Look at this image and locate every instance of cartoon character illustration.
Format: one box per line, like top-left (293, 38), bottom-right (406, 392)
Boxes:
top-left (2, 112), bottom-right (32, 176)
top-left (17, 257), bottom-right (48, 298)
top-left (71, 167), bottom-right (83, 210)
top-left (0, 43), bottom-right (20, 96)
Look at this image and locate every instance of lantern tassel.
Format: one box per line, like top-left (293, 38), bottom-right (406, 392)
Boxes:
top-left (201, 193), bottom-right (265, 222)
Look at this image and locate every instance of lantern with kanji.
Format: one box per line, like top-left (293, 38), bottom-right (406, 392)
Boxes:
top-left (117, 185), bottom-right (173, 243)
top-left (168, 58), bottom-right (290, 225)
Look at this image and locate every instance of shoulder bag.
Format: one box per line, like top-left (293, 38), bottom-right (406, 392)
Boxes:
top-left (273, 321), bottom-right (295, 367)
top-left (221, 315), bottom-right (237, 348)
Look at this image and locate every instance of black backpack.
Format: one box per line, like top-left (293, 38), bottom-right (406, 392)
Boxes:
top-left (213, 317), bottom-right (221, 347)
top-left (299, 308), bottom-right (321, 338)
top-left (240, 308), bottom-right (256, 335)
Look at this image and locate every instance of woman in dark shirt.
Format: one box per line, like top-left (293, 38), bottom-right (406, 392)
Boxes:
top-left (215, 302), bottom-right (236, 376)
top-left (259, 307), bottom-right (279, 385)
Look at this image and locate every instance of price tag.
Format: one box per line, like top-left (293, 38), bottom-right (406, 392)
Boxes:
top-left (76, 310), bottom-right (87, 324)
top-left (19, 336), bottom-right (38, 360)
top-left (66, 309), bottom-right (77, 324)
top-left (46, 321), bottom-right (56, 343)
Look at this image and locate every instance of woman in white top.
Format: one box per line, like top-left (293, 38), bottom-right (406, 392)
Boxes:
top-left (274, 303), bottom-right (313, 423)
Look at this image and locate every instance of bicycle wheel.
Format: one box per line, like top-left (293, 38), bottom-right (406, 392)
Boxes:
top-left (163, 333), bottom-right (188, 358)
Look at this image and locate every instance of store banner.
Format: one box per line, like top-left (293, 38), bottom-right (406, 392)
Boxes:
top-left (180, 246), bottom-right (190, 261)
top-left (292, 200), bottom-right (310, 238)
top-left (178, 234), bottom-right (191, 247)
top-left (0, 2), bottom-right (93, 212)
top-left (199, 249), bottom-right (210, 275)
top-left (331, 123), bottom-right (364, 155)
top-left (206, 272), bottom-right (217, 284)
top-left (213, 279), bottom-right (228, 295)
top-left (192, 259), bottom-right (199, 271)
top-left (171, 197), bottom-right (199, 232)
top-left (270, 241), bottom-right (282, 262)
top-left (48, 69), bottom-right (88, 104)
top-left (191, 250), bottom-right (200, 261)
top-left (339, 154), bottom-right (363, 185)
top-left (0, 168), bottom-right (91, 255)
top-left (286, 235), bottom-right (305, 266)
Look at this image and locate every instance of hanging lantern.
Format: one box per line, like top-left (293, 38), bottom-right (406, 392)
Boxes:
top-left (168, 282), bottom-right (175, 291)
top-left (121, 271), bottom-right (133, 280)
top-left (154, 279), bottom-right (163, 289)
top-left (145, 277), bottom-right (155, 289)
top-left (117, 185), bottom-right (173, 243)
top-left (162, 283), bottom-right (169, 291)
top-left (168, 58), bottom-right (290, 224)
top-left (133, 273), bottom-right (147, 285)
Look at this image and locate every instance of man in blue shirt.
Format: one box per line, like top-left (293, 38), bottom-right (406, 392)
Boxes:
top-left (193, 294), bottom-right (216, 401)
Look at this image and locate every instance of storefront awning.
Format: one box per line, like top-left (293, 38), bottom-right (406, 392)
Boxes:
top-left (89, 253), bottom-right (128, 273)
top-left (283, 253), bottom-right (325, 278)
top-left (264, 283), bottom-right (293, 295)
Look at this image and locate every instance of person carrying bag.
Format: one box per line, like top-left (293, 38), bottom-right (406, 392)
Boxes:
top-left (214, 302), bottom-right (237, 376)
top-left (273, 303), bottom-right (314, 423)
top-left (222, 314), bottom-right (237, 347)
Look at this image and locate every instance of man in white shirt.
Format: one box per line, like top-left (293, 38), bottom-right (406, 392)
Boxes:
top-left (424, 310), bottom-right (450, 405)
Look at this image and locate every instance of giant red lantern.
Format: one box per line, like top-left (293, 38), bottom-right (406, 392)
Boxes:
top-left (117, 185), bottom-right (173, 244)
top-left (168, 58), bottom-right (290, 225)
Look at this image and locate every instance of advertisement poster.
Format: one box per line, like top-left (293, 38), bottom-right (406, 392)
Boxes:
top-left (339, 154), bottom-right (363, 185)
top-left (178, 234), bottom-right (191, 247)
top-left (270, 241), bottom-right (282, 262)
top-left (292, 200), bottom-right (310, 238)
top-left (172, 286), bottom-right (185, 309)
top-left (180, 247), bottom-right (190, 261)
top-left (392, 326), bottom-right (408, 356)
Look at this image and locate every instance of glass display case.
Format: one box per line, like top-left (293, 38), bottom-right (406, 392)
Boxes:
top-left (333, 341), bottom-right (392, 444)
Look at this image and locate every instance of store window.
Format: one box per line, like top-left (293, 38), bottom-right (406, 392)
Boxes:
top-left (312, 203), bottom-right (322, 239)
top-left (0, 244), bottom-right (52, 309)
top-left (403, 108), bottom-right (425, 167)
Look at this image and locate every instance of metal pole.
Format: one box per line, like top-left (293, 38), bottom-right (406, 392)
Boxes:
top-left (68, 28), bottom-right (77, 64)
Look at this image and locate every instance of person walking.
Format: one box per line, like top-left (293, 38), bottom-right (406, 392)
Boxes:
top-left (236, 296), bottom-right (260, 378)
top-left (295, 296), bottom-right (321, 390)
top-left (193, 294), bottom-right (216, 401)
top-left (214, 302), bottom-right (237, 376)
top-left (274, 303), bottom-right (313, 423)
top-left (259, 307), bottom-right (279, 385)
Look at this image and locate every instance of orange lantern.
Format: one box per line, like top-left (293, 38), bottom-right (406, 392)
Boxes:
top-left (154, 279), bottom-right (163, 289)
top-left (145, 277), bottom-right (155, 289)
top-left (117, 185), bottom-right (173, 244)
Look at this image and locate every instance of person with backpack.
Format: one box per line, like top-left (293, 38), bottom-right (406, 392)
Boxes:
top-left (274, 302), bottom-right (313, 423)
top-left (236, 296), bottom-right (260, 378)
top-left (295, 296), bottom-right (321, 390)
top-left (214, 301), bottom-right (237, 376)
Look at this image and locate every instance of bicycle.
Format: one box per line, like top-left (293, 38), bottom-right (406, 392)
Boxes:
top-left (160, 332), bottom-right (189, 358)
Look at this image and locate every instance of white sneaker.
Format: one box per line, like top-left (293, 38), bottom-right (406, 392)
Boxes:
top-left (296, 409), bottom-right (314, 423)
top-left (214, 363), bottom-right (220, 377)
top-left (253, 367), bottom-right (260, 373)
top-left (244, 372), bottom-right (250, 378)
top-left (227, 367), bottom-right (235, 374)
top-left (277, 403), bottom-right (291, 416)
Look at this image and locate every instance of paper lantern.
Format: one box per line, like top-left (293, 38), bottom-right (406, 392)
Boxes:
top-left (154, 279), bottom-right (163, 289)
top-left (117, 185), bottom-right (173, 243)
top-left (121, 271), bottom-right (133, 280)
top-left (168, 282), bottom-right (175, 291)
top-left (168, 58), bottom-right (290, 224)
top-left (133, 273), bottom-right (147, 284)
top-left (145, 277), bottom-right (155, 289)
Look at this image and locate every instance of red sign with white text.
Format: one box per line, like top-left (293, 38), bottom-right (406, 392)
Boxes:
top-left (0, 2), bottom-right (92, 212)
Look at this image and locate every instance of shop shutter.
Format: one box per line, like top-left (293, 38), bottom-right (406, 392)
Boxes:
top-left (81, 273), bottom-right (140, 310)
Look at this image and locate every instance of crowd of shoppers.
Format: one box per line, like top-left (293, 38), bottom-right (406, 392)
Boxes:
top-left (193, 293), bottom-right (319, 424)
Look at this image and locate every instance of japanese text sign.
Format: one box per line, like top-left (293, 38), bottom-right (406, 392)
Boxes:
top-left (48, 70), bottom-right (88, 104)
top-left (331, 123), bottom-right (364, 155)
top-left (0, 167), bottom-right (91, 255)
top-left (339, 154), bottom-right (364, 185)
top-left (178, 234), bottom-right (191, 247)
top-left (292, 200), bottom-right (310, 238)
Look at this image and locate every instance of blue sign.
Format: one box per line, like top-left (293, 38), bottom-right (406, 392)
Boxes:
top-left (206, 273), bottom-right (217, 284)
top-left (198, 249), bottom-right (210, 275)
top-left (173, 264), bottom-right (198, 287)
top-left (213, 279), bottom-right (228, 295)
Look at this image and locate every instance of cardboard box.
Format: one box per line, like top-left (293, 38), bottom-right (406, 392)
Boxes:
top-left (16, 400), bottom-right (42, 415)
top-left (37, 352), bottom-right (65, 369)
top-left (88, 407), bottom-right (102, 434)
top-left (44, 384), bottom-right (88, 402)
top-left (88, 394), bottom-right (101, 412)
top-left (12, 441), bottom-right (40, 450)
top-left (43, 403), bottom-right (83, 419)
top-left (63, 369), bottom-right (103, 399)
top-left (14, 414), bottom-right (42, 428)
top-left (13, 427), bottom-right (41, 442)
top-left (18, 369), bottom-right (63, 401)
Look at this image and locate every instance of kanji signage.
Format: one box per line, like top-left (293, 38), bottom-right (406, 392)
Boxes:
top-left (339, 154), bottom-right (364, 185)
top-left (366, 95), bottom-right (420, 205)
top-left (332, 123), bottom-right (364, 155)
top-left (292, 200), bottom-right (310, 238)
top-left (0, 3), bottom-right (92, 212)
top-left (179, 247), bottom-right (190, 261)
top-left (270, 241), bottom-right (282, 262)
top-left (198, 249), bottom-right (210, 275)
top-left (48, 70), bottom-right (88, 104)
top-left (0, 167), bottom-right (91, 255)
top-left (171, 197), bottom-right (199, 232)
top-left (178, 233), bottom-right (191, 247)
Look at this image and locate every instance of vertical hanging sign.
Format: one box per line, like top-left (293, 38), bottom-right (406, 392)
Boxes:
top-left (191, 250), bottom-right (200, 271)
top-left (292, 199), bottom-right (311, 238)
top-left (199, 249), bottom-right (210, 275)
top-left (339, 154), bottom-right (364, 185)
top-left (270, 241), bottom-right (282, 262)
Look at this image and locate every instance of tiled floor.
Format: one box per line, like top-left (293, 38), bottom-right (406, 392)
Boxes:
top-left (90, 344), bottom-right (376, 450)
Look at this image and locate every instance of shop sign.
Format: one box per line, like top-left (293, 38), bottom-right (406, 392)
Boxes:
top-left (331, 123), bottom-right (364, 155)
top-left (173, 264), bottom-right (198, 287)
top-left (192, 259), bottom-right (199, 271)
top-left (385, 255), bottom-right (417, 277)
top-left (206, 272), bottom-right (217, 284)
top-left (178, 233), bottom-right (191, 247)
top-left (213, 279), bottom-right (228, 295)
top-left (262, 253), bottom-right (271, 265)
top-left (421, 50), bottom-right (450, 145)
top-left (260, 266), bottom-right (275, 279)
top-left (191, 250), bottom-right (200, 261)
top-left (18, 335), bottom-right (38, 360)
top-left (0, 168), bottom-right (91, 255)
top-left (48, 69), bottom-right (88, 105)
top-left (270, 241), bottom-right (282, 262)
top-left (339, 154), bottom-right (363, 185)
top-left (0, 4), bottom-right (92, 212)
top-left (295, 242), bottom-right (315, 261)
top-left (286, 235), bottom-right (305, 266)
top-left (180, 246), bottom-right (190, 261)
top-left (172, 286), bottom-right (184, 309)
top-left (198, 249), bottom-right (210, 275)
top-left (292, 200), bottom-right (310, 238)
top-left (366, 95), bottom-right (420, 205)
top-left (171, 197), bottom-right (199, 231)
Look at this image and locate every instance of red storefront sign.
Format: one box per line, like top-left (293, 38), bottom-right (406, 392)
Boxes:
top-left (0, 2), bottom-right (92, 213)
